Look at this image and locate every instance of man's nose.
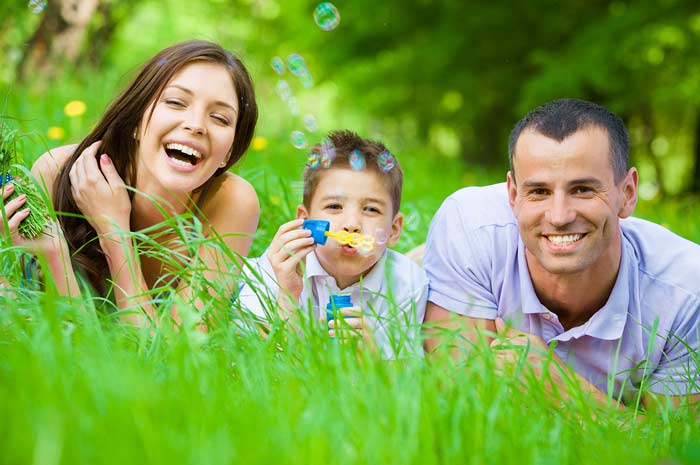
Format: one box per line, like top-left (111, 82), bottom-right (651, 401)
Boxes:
top-left (545, 192), bottom-right (576, 227)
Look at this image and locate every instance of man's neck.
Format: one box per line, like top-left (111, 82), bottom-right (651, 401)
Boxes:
top-left (525, 239), bottom-right (622, 330)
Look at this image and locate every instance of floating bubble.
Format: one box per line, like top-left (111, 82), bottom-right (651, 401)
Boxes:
top-left (377, 150), bottom-right (397, 172)
top-left (349, 149), bottom-right (366, 171)
top-left (290, 131), bottom-right (307, 149)
top-left (303, 114), bottom-right (318, 132)
top-left (156, 57), bottom-right (168, 67)
top-left (287, 54), bottom-right (308, 76)
top-left (271, 56), bottom-right (285, 75)
top-left (28, 0), bottom-right (46, 14)
top-left (313, 2), bottom-right (341, 31)
top-left (320, 137), bottom-right (336, 167)
top-left (290, 180), bottom-right (305, 197)
top-left (404, 211), bottom-right (420, 231)
top-left (287, 96), bottom-right (300, 116)
top-left (375, 228), bottom-right (389, 245)
top-left (307, 152), bottom-right (320, 169)
top-left (287, 54), bottom-right (315, 88)
top-left (275, 80), bottom-right (291, 101)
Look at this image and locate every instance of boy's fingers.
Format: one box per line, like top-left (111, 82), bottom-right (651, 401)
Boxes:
top-left (273, 218), bottom-right (305, 239)
top-left (339, 307), bottom-right (362, 318)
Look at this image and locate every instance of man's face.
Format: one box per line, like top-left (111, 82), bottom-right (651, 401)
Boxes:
top-left (507, 127), bottom-right (637, 279)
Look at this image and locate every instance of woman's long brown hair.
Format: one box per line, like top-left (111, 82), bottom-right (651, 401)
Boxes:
top-left (54, 40), bottom-right (258, 296)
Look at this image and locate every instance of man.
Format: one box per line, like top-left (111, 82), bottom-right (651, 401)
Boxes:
top-left (423, 98), bottom-right (700, 408)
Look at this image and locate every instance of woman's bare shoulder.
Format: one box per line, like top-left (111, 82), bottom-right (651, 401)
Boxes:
top-left (202, 172), bottom-right (260, 229)
top-left (31, 144), bottom-right (78, 191)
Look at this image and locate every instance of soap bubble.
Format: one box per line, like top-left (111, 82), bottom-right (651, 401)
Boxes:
top-left (313, 2), bottom-right (340, 31)
top-left (377, 150), bottom-right (397, 172)
top-left (287, 54), bottom-right (315, 88)
top-left (307, 152), bottom-right (320, 169)
top-left (375, 228), bottom-right (389, 245)
top-left (28, 0), bottom-right (46, 14)
top-left (303, 114), bottom-right (318, 132)
top-left (275, 80), bottom-right (291, 101)
top-left (404, 211), bottom-right (420, 231)
top-left (271, 56), bottom-right (285, 75)
top-left (287, 54), bottom-right (308, 77)
top-left (287, 96), bottom-right (300, 116)
top-left (291, 131), bottom-right (308, 149)
top-left (320, 137), bottom-right (336, 167)
top-left (349, 149), bottom-right (366, 171)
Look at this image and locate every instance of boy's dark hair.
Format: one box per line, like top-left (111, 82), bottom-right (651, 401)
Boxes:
top-left (303, 130), bottom-right (403, 216)
top-left (508, 98), bottom-right (629, 183)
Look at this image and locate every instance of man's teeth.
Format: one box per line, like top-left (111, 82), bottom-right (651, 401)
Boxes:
top-left (546, 234), bottom-right (582, 244)
top-left (166, 143), bottom-right (202, 159)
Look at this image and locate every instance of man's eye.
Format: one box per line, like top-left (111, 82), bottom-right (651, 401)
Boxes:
top-left (528, 189), bottom-right (548, 197)
top-left (573, 186), bottom-right (593, 195)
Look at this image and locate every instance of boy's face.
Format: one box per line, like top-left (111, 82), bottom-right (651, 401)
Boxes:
top-left (297, 167), bottom-right (404, 289)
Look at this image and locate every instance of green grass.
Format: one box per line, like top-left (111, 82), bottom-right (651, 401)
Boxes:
top-left (2, 70), bottom-right (700, 465)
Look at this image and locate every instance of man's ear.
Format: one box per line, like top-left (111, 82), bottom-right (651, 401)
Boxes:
top-left (296, 204), bottom-right (309, 220)
top-left (506, 170), bottom-right (517, 210)
top-left (386, 212), bottom-right (404, 247)
top-left (618, 168), bottom-right (638, 219)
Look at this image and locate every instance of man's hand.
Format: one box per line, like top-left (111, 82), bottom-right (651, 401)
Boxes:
top-left (268, 219), bottom-right (315, 304)
top-left (490, 317), bottom-right (568, 392)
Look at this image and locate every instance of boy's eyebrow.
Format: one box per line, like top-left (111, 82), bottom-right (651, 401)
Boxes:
top-left (363, 196), bottom-right (388, 205)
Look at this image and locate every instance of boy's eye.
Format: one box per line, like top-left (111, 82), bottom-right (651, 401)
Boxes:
top-left (324, 203), bottom-right (342, 210)
top-left (364, 206), bottom-right (381, 214)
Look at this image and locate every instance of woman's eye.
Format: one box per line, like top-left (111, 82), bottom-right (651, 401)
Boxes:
top-left (165, 99), bottom-right (185, 107)
top-left (212, 115), bottom-right (231, 125)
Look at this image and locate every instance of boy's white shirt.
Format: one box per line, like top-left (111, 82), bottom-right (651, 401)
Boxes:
top-left (237, 248), bottom-right (428, 359)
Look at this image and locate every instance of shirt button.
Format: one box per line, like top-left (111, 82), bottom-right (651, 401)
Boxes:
top-left (542, 313), bottom-right (551, 320)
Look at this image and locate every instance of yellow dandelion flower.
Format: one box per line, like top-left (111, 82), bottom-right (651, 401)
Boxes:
top-left (47, 126), bottom-right (65, 140)
top-left (252, 136), bottom-right (268, 151)
top-left (270, 195), bottom-right (282, 206)
top-left (64, 100), bottom-right (87, 117)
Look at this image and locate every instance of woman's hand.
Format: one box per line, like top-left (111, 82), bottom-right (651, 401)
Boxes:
top-left (0, 182), bottom-right (30, 242)
top-left (69, 141), bottom-right (131, 236)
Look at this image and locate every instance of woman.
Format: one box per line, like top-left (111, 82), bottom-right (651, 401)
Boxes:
top-left (1, 40), bottom-right (259, 325)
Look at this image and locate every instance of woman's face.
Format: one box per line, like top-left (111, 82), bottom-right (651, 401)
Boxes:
top-left (134, 61), bottom-right (238, 197)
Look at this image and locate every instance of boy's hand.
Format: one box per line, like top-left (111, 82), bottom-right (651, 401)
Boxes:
top-left (328, 307), bottom-right (377, 352)
top-left (268, 218), bottom-right (316, 302)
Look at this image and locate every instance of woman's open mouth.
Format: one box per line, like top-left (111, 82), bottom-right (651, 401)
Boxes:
top-left (164, 143), bottom-right (202, 169)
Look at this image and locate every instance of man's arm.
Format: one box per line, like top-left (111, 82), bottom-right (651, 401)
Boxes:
top-left (423, 301), bottom-right (495, 360)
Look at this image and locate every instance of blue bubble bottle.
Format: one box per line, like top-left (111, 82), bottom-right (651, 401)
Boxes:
top-left (326, 294), bottom-right (353, 322)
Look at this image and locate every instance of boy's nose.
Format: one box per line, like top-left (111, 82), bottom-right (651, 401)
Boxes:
top-left (343, 223), bottom-right (361, 233)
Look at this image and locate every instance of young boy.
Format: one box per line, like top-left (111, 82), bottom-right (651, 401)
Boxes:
top-left (238, 130), bottom-right (427, 359)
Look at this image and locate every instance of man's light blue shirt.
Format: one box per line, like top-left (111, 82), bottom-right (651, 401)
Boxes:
top-left (424, 183), bottom-right (700, 401)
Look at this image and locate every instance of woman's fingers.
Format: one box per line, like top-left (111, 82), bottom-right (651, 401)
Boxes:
top-left (2, 183), bottom-right (15, 201)
top-left (98, 154), bottom-right (125, 189)
top-left (0, 194), bottom-right (29, 235)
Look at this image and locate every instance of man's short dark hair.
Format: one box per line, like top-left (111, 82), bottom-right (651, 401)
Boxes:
top-left (508, 98), bottom-right (630, 183)
top-left (303, 130), bottom-right (403, 216)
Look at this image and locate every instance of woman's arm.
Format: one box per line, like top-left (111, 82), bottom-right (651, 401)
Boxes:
top-left (176, 173), bottom-right (260, 324)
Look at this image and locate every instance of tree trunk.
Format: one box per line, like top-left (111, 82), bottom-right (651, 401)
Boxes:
top-left (17, 0), bottom-right (100, 82)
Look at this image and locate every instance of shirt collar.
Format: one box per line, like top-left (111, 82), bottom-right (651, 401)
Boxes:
top-left (517, 234), bottom-right (631, 341)
top-left (305, 250), bottom-right (387, 294)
